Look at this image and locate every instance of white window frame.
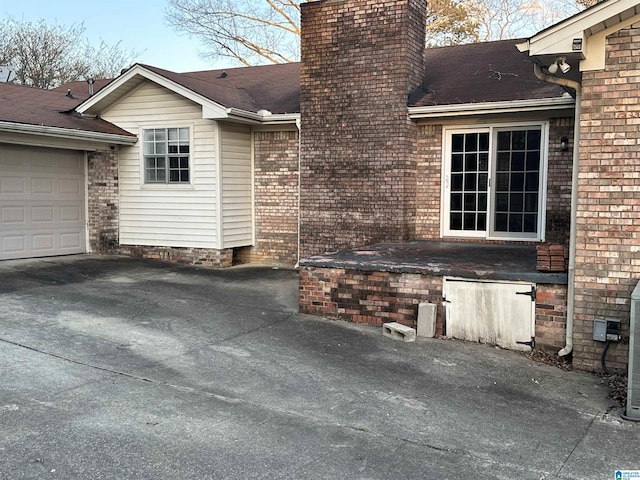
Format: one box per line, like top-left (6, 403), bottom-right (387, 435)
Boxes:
top-left (139, 125), bottom-right (194, 187)
top-left (440, 122), bottom-right (549, 242)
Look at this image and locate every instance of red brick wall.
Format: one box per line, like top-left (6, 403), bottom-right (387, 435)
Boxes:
top-left (87, 149), bottom-right (119, 254)
top-left (546, 118), bottom-right (574, 245)
top-left (536, 284), bottom-right (568, 351)
top-left (573, 23), bottom-right (640, 372)
top-left (236, 130), bottom-right (299, 267)
top-left (416, 124), bottom-right (443, 238)
top-left (299, 267), bottom-right (444, 330)
top-left (299, 0), bottom-right (425, 257)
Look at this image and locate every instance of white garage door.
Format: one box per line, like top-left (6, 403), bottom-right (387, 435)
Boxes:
top-left (0, 144), bottom-right (86, 260)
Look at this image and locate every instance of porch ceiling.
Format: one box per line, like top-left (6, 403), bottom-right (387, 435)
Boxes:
top-left (299, 241), bottom-right (567, 285)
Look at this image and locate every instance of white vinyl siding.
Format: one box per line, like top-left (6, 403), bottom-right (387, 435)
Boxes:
top-left (220, 124), bottom-right (253, 248)
top-left (102, 81), bottom-right (219, 248)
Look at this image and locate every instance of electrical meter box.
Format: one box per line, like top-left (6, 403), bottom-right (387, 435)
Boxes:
top-left (593, 317), bottom-right (621, 342)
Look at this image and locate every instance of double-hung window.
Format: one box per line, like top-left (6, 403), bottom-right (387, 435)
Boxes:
top-left (143, 127), bottom-right (190, 184)
top-left (442, 124), bottom-right (547, 241)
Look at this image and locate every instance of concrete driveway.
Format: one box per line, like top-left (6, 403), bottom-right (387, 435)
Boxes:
top-left (0, 255), bottom-right (638, 479)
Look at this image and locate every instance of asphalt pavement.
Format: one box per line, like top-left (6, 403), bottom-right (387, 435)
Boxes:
top-left (0, 255), bottom-right (638, 479)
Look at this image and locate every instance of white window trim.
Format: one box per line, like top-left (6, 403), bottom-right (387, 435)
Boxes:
top-left (138, 123), bottom-right (195, 189)
top-left (440, 121), bottom-right (549, 242)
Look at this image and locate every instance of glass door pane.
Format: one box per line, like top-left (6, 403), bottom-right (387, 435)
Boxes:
top-left (493, 128), bottom-right (541, 235)
top-left (449, 132), bottom-right (489, 232)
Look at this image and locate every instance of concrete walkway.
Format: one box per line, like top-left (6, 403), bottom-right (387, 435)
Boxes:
top-left (0, 255), bottom-right (637, 479)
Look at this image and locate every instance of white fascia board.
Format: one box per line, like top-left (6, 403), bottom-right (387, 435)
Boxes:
top-left (202, 104), bottom-right (229, 119)
top-left (0, 121), bottom-right (138, 145)
top-left (408, 97), bottom-right (575, 119)
top-left (526, 0), bottom-right (640, 57)
top-left (77, 65), bottom-right (229, 119)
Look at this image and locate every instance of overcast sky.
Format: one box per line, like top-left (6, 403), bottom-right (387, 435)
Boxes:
top-left (1, 0), bottom-right (230, 72)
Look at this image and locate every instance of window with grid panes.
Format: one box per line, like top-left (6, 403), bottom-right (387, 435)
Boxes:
top-left (143, 128), bottom-right (190, 184)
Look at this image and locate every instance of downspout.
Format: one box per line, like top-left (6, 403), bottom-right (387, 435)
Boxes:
top-left (533, 63), bottom-right (581, 357)
top-left (295, 117), bottom-right (301, 269)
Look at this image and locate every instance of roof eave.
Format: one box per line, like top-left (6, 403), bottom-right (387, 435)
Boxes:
top-left (521, 0), bottom-right (640, 69)
top-left (0, 121), bottom-right (138, 145)
top-left (408, 97), bottom-right (575, 119)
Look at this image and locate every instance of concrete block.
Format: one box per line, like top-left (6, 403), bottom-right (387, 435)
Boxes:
top-left (417, 302), bottom-right (437, 338)
top-left (382, 322), bottom-right (416, 342)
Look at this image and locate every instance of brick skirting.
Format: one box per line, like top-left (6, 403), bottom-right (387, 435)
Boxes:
top-left (300, 266), bottom-right (568, 353)
top-left (121, 245), bottom-right (233, 268)
top-left (300, 267), bottom-right (443, 332)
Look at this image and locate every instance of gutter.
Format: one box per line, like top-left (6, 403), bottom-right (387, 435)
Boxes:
top-left (533, 63), bottom-right (582, 358)
top-left (226, 108), bottom-right (300, 125)
top-left (408, 97), bottom-right (574, 119)
top-left (261, 113), bottom-right (301, 125)
top-left (295, 117), bottom-right (301, 269)
top-left (0, 121), bottom-right (138, 145)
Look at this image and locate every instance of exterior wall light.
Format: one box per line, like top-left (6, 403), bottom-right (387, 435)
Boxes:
top-left (560, 136), bottom-right (569, 151)
top-left (548, 57), bottom-right (570, 75)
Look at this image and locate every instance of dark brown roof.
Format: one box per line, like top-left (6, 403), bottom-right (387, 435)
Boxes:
top-left (142, 41), bottom-right (562, 114)
top-left (409, 39), bottom-right (567, 107)
top-left (165, 41), bottom-right (561, 112)
top-left (4, 40), bottom-right (567, 135)
top-left (0, 82), bottom-right (135, 137)
top-left (52, 78), bottom-right (113, 102)
top-left (144, 63), bottom-right (301, 114)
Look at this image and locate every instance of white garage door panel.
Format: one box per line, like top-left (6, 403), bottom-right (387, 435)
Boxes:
top-left (32, 233), bottom-right (54, 252)
top-left (0, 177), bottom-right (25, 194)
top-left (0, 145), bottom-right (86, 260)
top-left (1, 207), bottom-right (25, 224)
top-left (2, 235), bottom-right (25, 254)
top-left (32, 206), bottom-right (55, 223)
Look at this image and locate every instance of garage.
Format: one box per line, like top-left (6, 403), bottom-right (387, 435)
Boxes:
top-left (0, 144), bottom-right (86, 260)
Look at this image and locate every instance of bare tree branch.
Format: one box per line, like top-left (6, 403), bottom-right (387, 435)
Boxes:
top-left (165, 0), bottom-right (601, 68)
top-left (166, 0), bottom-right (304, 66)
top-left (426, 0), bottom-right (479, 46)
top-left (0, 18), bottom-right (139, 88)
top-left (467, 0), bottom-right (600, 41)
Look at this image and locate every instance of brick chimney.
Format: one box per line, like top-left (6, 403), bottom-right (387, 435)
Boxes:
top-left (299, 0), bottom-right (426, 257)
